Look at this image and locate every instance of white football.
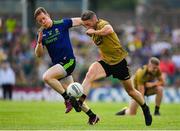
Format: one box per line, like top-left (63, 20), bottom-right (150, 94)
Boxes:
top-left (67, 82), bottom-right (83, 98)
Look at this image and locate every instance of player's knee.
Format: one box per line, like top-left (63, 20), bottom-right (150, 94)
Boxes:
top-left (156, 86), bottom-right (163, 94)
top-left (127, 89), bottom-right (135, 97)
top-left (42, 73), bottom-right (51, 83)
top-left (85, 70), bottom-right (95, 81)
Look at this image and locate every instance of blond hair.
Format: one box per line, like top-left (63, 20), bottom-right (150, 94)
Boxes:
top-left (34, 7), bottom-right (48, 19)
top-left (149, 57), bottom-right (160, 65)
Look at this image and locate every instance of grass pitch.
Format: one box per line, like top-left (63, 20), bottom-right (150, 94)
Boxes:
top-left (0, 100), bottom-right (180, 130)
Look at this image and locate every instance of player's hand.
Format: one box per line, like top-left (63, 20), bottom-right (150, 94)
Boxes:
top-left (86, 28), bottom-right (96, 35)
top-left (37, 32), bottom-right (42, 44)
top-left (37, 27), bottom-right (43, 44)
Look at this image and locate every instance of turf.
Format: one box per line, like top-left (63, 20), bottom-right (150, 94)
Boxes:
top-left (0, 100), bottom-right (180, 130)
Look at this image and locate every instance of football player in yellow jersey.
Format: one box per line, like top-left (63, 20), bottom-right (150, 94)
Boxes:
top-left (116, 57), bottom-right (165, 116)
top-left (71, 10), bottom-right (152, 126)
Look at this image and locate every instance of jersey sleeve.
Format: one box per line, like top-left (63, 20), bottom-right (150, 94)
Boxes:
top-left (157, 69), bottom-right (162, 77)
top-left (156, 69), bottom-right (162, 80)
top-left (62, 18), bottom-right (72, 29)
top-left (99, 20), bottom-right (109, 29)
top-left (135, 68), bottom-right (145, 86)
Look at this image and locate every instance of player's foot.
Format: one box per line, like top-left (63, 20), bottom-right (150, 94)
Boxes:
top-left (115, 107), bottom-right (127, 115)
top-left (64, 99), bottom-right (73, 113)
top-left (142, 105), bottom-right (152, 126)
top-left (154, 110), bottom-right (160, 116)
top-left (88, 115), bottom-right (100, 125)
top-left (69, 96), bottom-right (81, 112)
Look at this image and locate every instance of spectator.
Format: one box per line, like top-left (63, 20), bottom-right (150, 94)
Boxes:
top-left (0, 60), bottom-right (15, 100)
top-left (5, 16), bottom-right (16, 42)
top-left (159, 57), bottom-right (176, 86)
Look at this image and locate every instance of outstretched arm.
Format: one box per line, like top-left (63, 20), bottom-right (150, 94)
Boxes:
top-left (71, 17), bottom-right (83, 27)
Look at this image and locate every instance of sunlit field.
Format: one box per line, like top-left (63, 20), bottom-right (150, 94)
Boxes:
top-left (0, 101), bottom-right (180, 130)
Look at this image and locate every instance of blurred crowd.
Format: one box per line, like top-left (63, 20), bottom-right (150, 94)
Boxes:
top-left (0, 16), bottom-right (180, 90)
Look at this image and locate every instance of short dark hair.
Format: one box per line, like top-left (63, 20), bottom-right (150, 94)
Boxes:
top-left (34, 7), bottom-right (48, 19)
top-left (81, 10), bottom-right (96, 21)
top-left (149, 57), bottom-right (160, 65)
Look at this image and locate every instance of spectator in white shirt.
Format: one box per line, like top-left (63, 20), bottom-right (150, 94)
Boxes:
top-left (0, 60), bottom-right (15, 100)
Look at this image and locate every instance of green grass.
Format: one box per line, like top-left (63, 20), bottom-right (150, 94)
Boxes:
top-left (0, 101), bottom-right (180, 130)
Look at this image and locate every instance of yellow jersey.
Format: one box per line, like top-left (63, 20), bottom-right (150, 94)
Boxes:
top-left (91, 19), bottom-right (128, 65)
top-left (133, 65), bottom-right (162, 89)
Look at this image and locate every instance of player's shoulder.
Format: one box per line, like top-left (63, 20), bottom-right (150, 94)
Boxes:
top-left (137, 65), bottom-right (147, 74)
top-left (53, 18), bottom-right (72, 28)
top-left (98, 19), bottom-right (110, 28)
top-left (140, 65), bottom-right (147, 70)
top-left (53, 19), bottom-right (64, 25)
top-left (99, 19), bottom-right (109, 23)
top-left (157, 68), bottom-right (162, 76)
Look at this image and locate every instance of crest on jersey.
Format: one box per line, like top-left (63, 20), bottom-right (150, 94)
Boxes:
top-left (55, 28), bottom-right (60, 34)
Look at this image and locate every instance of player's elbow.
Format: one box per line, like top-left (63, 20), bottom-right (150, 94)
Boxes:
top-left (108, 28), bottom-right (114, 34)
top-left (159, 80), bottom-right (165, 86)
top-left (162, 80), bottom-right (165, 86)
top-left (106, 26), bottom-right (114, 34)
